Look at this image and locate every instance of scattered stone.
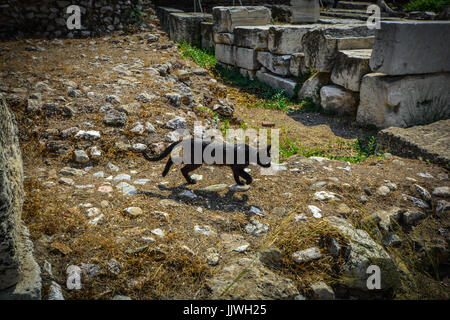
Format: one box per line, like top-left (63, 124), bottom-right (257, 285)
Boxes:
top-left (402, 194), bottom-right (430, 209)
top-left (134, 179), bottom-right (150, 185)
top-left (48, 281), bottom-right (64, 300)
top-left (433, 186), bottom-right (450, 198)
top-left (402, 210), bottom-right (427, 225)
top-left (86, 207), bottom-right (101, 217)
top-left (98, 185), bottom-right (113, 193)
top-left (58, 177), bottom-right (74, 186)
top-left (202, 184), bottom-right (228, 192)
top-left (436, 200), bottom-right (450, 213)
top-left (245, 219), bottom-right (269, 236)
top-left (166, 116), bottom-right (186, 129)
top-left (376, 186), bottom-right (391, 197)
top-left (414, 184), bottom-right (432, 201)
top-left (233, 244), bottom-right (249, 252)
top-left (151, 211), bottom-right (169, 220)
top-left (259, 248), bottom-right (282, 267)
top-left (179, 189), bottom-right (197, 199)
top-left (151, 228), bottom-right (165, 238)
top-left (107, 259), bottom-right (122, 275)
top-left (66, 265), bottom-right (82, 290)
top-left (112, 295), bottom-right (132, 300)
top-left (292, 247), bottom-right (322, 263)
top-left (207, 257), bottom-right (298, 299)
top-left (73, 150), bottom-right (89, 164)
top-left (114, 174), bottom-right (131, 182)
top-left (206, 251), bottom-right (220, 266)
top-left (194, 225), bottom-right (215, 236)
top-left (310, 281), bottom-right (335, 300)
top-left (314, 191), bottom-right (342, 201)
top-left (103, 109), bottom-right (127, 126)
top-left (80, 263), bottom-right (101, 278)
top-left (124, 207), bottom-right (143, 217)
top-left (89, 146), bottom-right (102, 159)
top-left (116, 182), bottom-right (137, 195)
top-left (308, 205), bottom-right (322, 218)
top-left (107, 162), bottom-right (120, 172)
top-left (105, 95), bottom-right (121, 105)
top-left (88, 214), bottom-right (104, 225)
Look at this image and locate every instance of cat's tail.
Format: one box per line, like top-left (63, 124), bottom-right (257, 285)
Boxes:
top-left (142, 141), bottom-right (180, 162)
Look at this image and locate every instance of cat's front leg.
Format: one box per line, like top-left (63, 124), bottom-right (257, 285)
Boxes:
top-left (232, 168), bottom-right (245, 185)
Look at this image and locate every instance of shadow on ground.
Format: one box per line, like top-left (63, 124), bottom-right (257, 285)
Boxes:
top-left (288, 111), bottom-right (378, 139)
top-left (138, 184), bottom-right (258, 216)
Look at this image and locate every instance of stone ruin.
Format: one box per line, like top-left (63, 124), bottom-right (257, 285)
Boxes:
top-left (159, 1), bottom-right (450, 129)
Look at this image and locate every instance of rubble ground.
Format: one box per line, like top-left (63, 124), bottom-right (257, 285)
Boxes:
top-left (1, 17), bottom-right (449, 300)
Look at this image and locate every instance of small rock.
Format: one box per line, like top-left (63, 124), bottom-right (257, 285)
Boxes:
top-left (402, 194), bottom-right (430, 209)
top-left (107, 259), bottom-right (122, 275)
top-left (259, 248), bottom-right (282, 267)
top-left (114, 174), bottom-right (131, 182)
top-left (432, 186), bottom-right (450, 198)
top-left (436, 200), bottom-right (450, 213)
top-left (48, 281), bottom-right (64, 300)
top-left (124, 207), bottom-right (143, 217)
top-left (377, 186), bottom-right (391, 197)
top-left (402, 210), bottom-right (426, 225)
top-left (194, 225), bottom-right (215, 236)
top-left (112, 295), bottom-right (132, 300)
top-left (166, 116), bottom-right (186, 129)
top-left (73, 150), bottom-right (89, 164)
top-left (292, 247), bottom-right (322, 263)
top-left (314, 191), bottom-right (342, 201)
top-left (151, 228), bottom-right (165, 237)
top-left (233, 244), bottom-right (249, 252)
top-left (245, 219), bottom-right (269, 236)
top-left (310, 281), bottom-right (335, 300)
top-left (66, 265), bottom-right (82, 290)
top-left (116, 182), bottom-right (137, 195)
top-left (104, 109), bottom-right (127, 126)
top-left (414, 184), bottom-right (431, 201)
top-left (179, 189), bottom-right (197, 199)
top-left (59, 177), bottom-right (74, 186)
top-left (308, 205), bottom-right (322, 218)
top-left (105, 95), bottom-right (121, 105)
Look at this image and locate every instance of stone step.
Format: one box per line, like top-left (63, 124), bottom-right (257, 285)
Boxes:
top-left (336, 1), bottom-right (373, 10)
top-left (331, 49), bottom-right (372, 92)
top-left (377, 119), bottom-right (450, 167)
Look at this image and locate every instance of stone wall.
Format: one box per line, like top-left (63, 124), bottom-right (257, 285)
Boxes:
top-left (0, 0), bottom-right (145, 39)
top-left (0, 94), bottom-right (41, 299)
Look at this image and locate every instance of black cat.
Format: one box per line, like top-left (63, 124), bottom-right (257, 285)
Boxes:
top-left (143, 138), bottom-right (271, 185)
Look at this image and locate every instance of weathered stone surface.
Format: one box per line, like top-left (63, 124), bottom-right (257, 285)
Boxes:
top-left (377, 119), bottom-right (450, 166)
top-left (212, 6), bottom-right (272, 33)
top-left (234, 26), bottom-right (270, 50)
top-left (240, 68), bottom-right (256, 80)
top-left (168, 12), bottom-right (212, 46)
top-left (302, 25), bottom-right (374, 72)
top-left (370, 21), bottom-right (450, 75)
top-left (290, 52), bottom-right (309, 77)
top-left (320, 84), bottom-right (359, 115)
top-left (200, 22), bottom-right (214, 51)
top-left (0, 94), bottom-right (41, 299)
top-left (207, 257), bottom-right (299, 299)
top-left (310, 281), bottom-right (335, 300)
top-left (256, 71), bottom-right (298, 97)
top-left (156, 7), bottom-right (183, 34)
top-left (268, 24), bottom-right (320, 54)
top-left (325, 216), bottom-right (399, 291)
top-left (215, 44), bottom-right (235, 65)
top-left (235, 47), bottom-right (260, 70)
top-left (257, 51), bottom-right (291, 76)
top-left (331, 49), bottom-right (372, 91)
top-left (213, 32), bottom-right (234, 45)
top-left (299, 72), bottom-right (330, 104)
top-left (290, 0), bottom-right (320, 23)
top-left (356, 72), bottom-right (450, 129)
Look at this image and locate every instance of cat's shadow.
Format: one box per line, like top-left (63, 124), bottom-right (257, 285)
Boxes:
top-left (137, 183), bottom-right (259, 215)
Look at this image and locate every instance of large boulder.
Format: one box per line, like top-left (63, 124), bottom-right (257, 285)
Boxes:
top-left (370, 21), bottom-right (450, 75)
top-left (320, 84), bottom-right (359, 115)
top-left (156, 7), bottom-right (183, 34)
top-left (268, 24), bottom-right (320, 55)
top-left (200, 22), bottom-right (214, 51)
top-left (290, 52), bottom-right (309, 77)
top-left (0, 94), bottom-right (41, 299)
top-left (356, 72), bottom-right (450, 129)
top-left (325, 216), bottom-right (399, 291)
top-left (302, 25), bottom-right (374, 72)
top-left (257, 51), bottom-right (292, 76)
top-left (256, 71), bottom-right (298, 97)
top-left (234, 26), bottom-right (270, 50)
top-left (235, 47), bottom-right (260, 70)
top-left (331, 49), bottom-right (372, 92)
top-left (298, 72), bottom-right (330, 104)
top-left (377, 119), bottom-right (450, 166)
top-left (168, 12), bottom-right (212, 46)
top-left (290, 0), bottom-right (320, 23)
top-left (212, 6), bottom-right (272, 33)
top-left (215, 44), bottom-right (235, 66)
top-left (207, 257), bottom-right (299, 299)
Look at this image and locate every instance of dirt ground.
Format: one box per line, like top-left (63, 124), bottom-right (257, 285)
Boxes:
top-left (1, 18), bottom-right (449, 300)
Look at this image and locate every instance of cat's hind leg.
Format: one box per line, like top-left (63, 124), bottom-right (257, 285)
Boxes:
top-left (232, 167), bottom-right (245, 185)
top-left (181, 164), bottom-right (201, 184)
top-left (239, 169), bottom-right (253, 185)
top-left (162, 158), bottom-right (173, 177)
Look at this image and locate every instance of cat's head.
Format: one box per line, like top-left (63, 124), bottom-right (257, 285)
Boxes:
top-left (257, 145), bottom-right (272, 168)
